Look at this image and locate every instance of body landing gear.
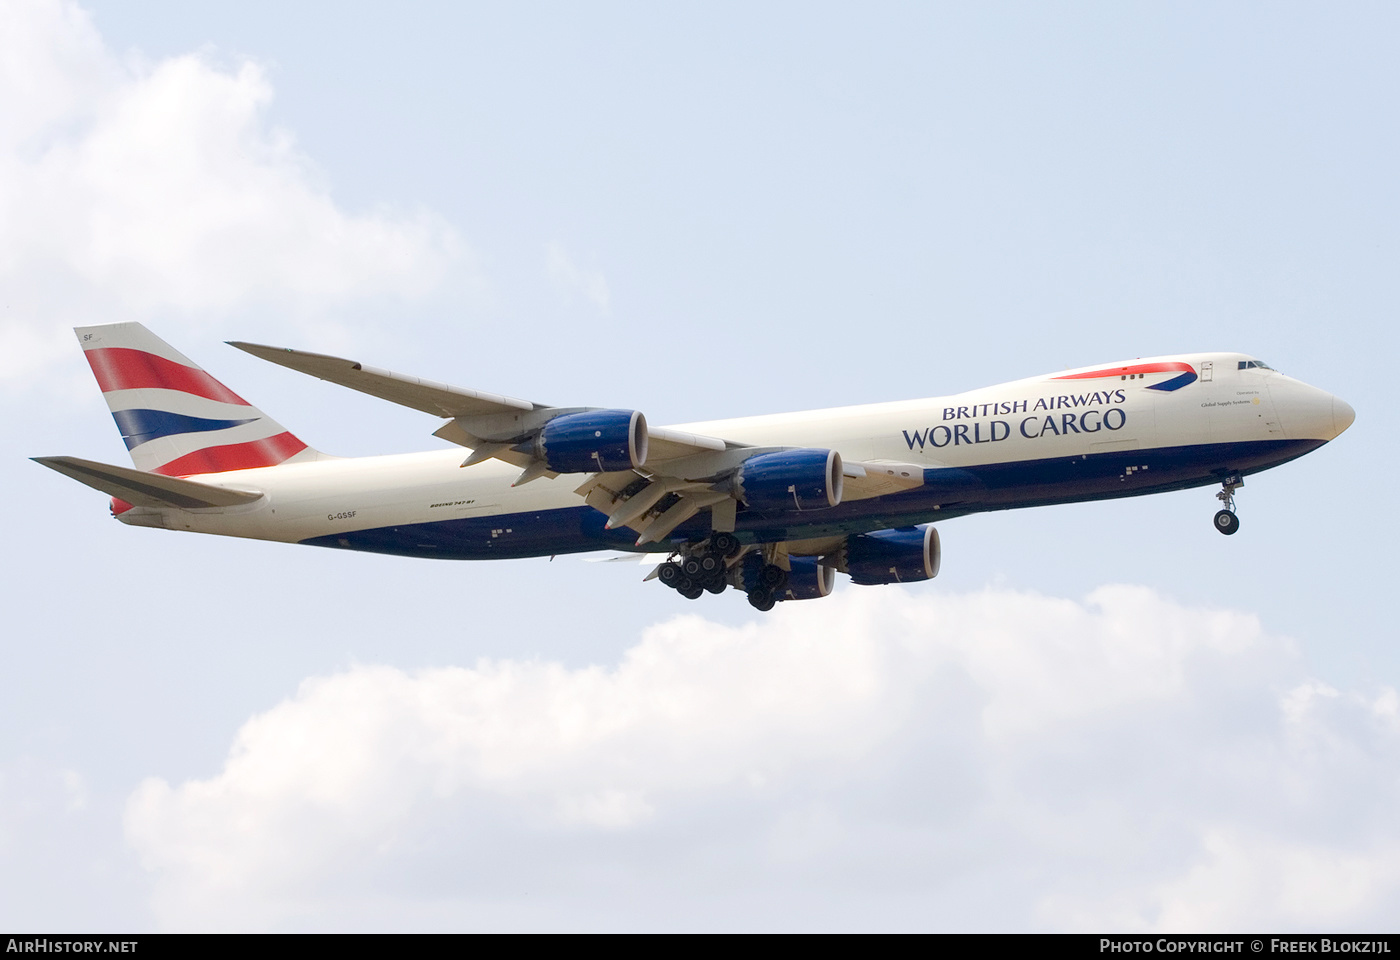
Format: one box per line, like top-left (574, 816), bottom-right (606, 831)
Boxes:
top-left (747, 588), bottom-right (776, 611)
top-left (1214, 474), bottom-right (1243, 536)
top-left (655, 536), bottom-right (789, 612)
top-left (656, 534), bottom-right (742, 600)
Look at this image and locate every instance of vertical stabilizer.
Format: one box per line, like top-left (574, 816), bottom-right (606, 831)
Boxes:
top-left (76, 323), bottom-right (320, 476)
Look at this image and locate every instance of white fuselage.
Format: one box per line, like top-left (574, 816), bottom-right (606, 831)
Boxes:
top-left (117, 352), bottom-right (1352, 559)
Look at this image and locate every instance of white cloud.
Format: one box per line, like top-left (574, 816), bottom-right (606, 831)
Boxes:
top-left (0, 758), bottom-right (151, 929)
top-left (124, 585), bottom-right (1400, 931)
top-left (0, 0), bottom-right (470, 386)
top-left (547, 241), bottom-right (611, 312)
top-left (1151, 829), bottom-right (1400, 931)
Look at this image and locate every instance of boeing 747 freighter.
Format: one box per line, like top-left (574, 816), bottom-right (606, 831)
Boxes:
top-left (34, 324), bottom-right (1354, 610)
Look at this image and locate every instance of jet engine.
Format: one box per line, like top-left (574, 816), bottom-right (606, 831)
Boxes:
top-left (845, 525), bottom-right (940, 585)
top-left (733, 449), bottom-right (843, 511)
top-left (782, 557), bottom-right (836, 600)
top-left (536, 409), bottom-right (648, 473)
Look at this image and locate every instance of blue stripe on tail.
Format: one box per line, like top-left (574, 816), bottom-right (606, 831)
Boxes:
top-left (111, 409), bottom-right (260, 450)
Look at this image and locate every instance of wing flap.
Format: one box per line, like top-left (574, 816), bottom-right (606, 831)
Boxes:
top-left (32, 456), bottom-right (263, 509)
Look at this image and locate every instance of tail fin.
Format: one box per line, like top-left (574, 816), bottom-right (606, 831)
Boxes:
top-left (76, 323), bottom-right (320, 477)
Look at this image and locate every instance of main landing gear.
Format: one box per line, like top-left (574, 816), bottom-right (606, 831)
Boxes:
top-left (655, 533), bottom-right (790, 612)
top-left (745, 561), bottom-right (788, 612)
top-left (1213, 474), bottom-right (1243, 536)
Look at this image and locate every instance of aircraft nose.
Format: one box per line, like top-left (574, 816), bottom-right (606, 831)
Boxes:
top-left (1267, 378), bottom-right (1352, 441)
top-left (1333, 396), bottom-right (1356, 437)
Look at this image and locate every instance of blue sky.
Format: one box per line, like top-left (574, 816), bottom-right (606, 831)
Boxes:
top-left (2, 0), bottom-right (1397, 930)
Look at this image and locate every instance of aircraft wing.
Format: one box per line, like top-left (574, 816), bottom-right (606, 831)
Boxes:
top-left (229, 341), bottom-right (738, 469)
top-left (233, 340), bottom-right (926, 542)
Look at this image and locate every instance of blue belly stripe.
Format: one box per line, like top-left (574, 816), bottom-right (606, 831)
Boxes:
top-left (299, 439), bottom-right (1324, 560)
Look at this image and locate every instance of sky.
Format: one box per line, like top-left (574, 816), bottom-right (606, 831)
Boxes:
top-left (2, 0), bottom-right (1397, 932)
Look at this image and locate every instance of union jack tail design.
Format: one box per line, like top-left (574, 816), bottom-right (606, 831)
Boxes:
top-left (76, 323), bottom-right (320, 477)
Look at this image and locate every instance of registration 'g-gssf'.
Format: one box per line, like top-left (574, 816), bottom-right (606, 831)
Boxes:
top-left (36, 324), bottom-right (1354, 610)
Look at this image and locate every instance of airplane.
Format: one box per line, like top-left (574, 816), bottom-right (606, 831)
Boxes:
top-left (34, 323), bottom-right (1355, 611)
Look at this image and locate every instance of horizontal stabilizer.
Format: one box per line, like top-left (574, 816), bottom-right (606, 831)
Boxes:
top-left (229, 341), bottom-right (542, 419)
top-left (31, 456), bottom-right (263, 509)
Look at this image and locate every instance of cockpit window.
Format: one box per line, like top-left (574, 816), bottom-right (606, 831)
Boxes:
top-left (1237, 360), bottom-right (1276, 371)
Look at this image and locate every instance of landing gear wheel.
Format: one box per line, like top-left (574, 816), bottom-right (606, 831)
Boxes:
top-left (699, 555), bottom-right (721, 576)
top-left (658, 562), bottom-right (683, 587)
top-left (759, 564), bottom-right (788, 589)
top-left (1214, 474), bottom-right (1244, 535)
top-left (747, 587), bottom-right (776, 611)
top-left (679, 582), bottom-right (704, 600)
top-left (1214, 510), bottom-right (1240, 536)
top-left (703, 576), bottom-right (727, 595)
top-left (711, 532), bottom-right (740, 558)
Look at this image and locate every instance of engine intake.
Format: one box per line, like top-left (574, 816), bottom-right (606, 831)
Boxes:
top-left (846, 525), bottom-right (940, 585)
top-left (537, 409), bottom-right (648, 473)
top-left (734, 449), bottom-right (843, 511)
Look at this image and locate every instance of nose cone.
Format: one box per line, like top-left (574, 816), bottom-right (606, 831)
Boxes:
top-left (1268, 378), bottom-right (1353, 441)
top-left (1333, 396), bottom-right (1356, 437)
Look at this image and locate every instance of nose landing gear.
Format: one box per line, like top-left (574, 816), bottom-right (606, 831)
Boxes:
top-left (1213, 509), bottom-right (1240, 535)
top-left (1213, 474), bottom-right (1243, 536)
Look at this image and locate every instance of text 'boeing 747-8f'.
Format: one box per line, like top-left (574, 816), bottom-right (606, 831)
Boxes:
top-left (35, 324), bottom-right (1355, 610)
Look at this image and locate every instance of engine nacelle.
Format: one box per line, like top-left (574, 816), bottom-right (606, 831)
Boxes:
top-left (734, 449), bottom-right (843, 511)
top-left (846, 525), bottom-right (940, 585)
top-left (537, 409), bottom-right (648, 473)
top-left (782, 557), bottom-right (836, 600)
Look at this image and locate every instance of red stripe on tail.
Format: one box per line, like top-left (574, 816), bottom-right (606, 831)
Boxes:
top-left (85, 348), bottom-right (251, 405)
top-left (154, 432), bottom-right (308, 477)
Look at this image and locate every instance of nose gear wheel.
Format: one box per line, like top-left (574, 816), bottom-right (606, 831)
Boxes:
top-left (1213, 474), bottom-right (1243, 535)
